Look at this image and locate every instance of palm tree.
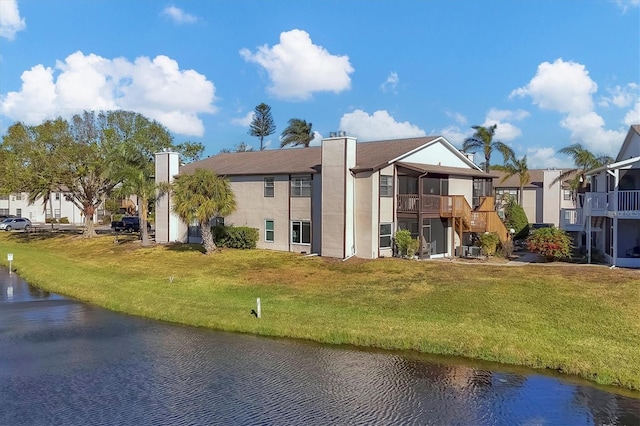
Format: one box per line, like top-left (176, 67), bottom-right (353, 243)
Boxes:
top-left (280, 119), bottom-right (313, 148)
top-left (170, 169), bottom-right (236, 255)
top-left (491, 154), bottom-right (530, 206)
top-left (550, 143), bottom-right (613, 201)
top-left (462, 124), bottom-right (514, 173)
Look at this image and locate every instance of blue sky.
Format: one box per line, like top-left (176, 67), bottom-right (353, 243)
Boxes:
top-left (1, 0), bottom-right (638, 167)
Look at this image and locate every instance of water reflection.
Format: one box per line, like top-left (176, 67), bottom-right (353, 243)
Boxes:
top-left (1, 267), bottom-right (638, 425)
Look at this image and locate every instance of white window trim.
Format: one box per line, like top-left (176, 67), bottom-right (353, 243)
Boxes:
top-left (291, 175), bottom-right (312, 197)
top-left (265, 219), bottom-right (274, 242)
top-left (291, 220), bottom-right (311, 245)
top-left (380, 175), bottom-right (394, 197)
top-left (380, 222), bottom-right (393, 248)
top-left (264, 177), bottom-right (274, 197)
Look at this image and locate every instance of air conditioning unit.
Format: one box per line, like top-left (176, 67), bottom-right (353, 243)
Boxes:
top-left (468, 246), bottom-right (481, 257)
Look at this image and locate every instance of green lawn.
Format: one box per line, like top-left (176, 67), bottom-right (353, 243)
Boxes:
top-left (2, 232), bottom-right (639, 390)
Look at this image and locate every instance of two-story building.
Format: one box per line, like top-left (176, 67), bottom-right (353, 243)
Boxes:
top-left (155, 134), bottom-right (508, 259)
top-left (560, 125), bottom-right (640, 268)
top-left (492, 169), bottom-right (577, 227)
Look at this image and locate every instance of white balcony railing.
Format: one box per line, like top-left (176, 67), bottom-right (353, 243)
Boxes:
top-left (560, 208), bottom-right (583, 229)
top-left (580, 190), bottom-right (640, 217)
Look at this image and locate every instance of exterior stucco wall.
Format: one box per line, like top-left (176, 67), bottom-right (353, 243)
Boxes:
top-left (400, 140), bottom-right (471, 168)
top-left (542, 170), bottom-right (562, 226)
top-left (224, 175), bottom-right (296, 252)
top-left (448, 176), bottom-right (473, 205)
top-left (321, 137), bottom-right (356, 258)
top-left (521, 189), bottom-right (537, 223)
top-left (354, 171), bottom-right (376, 259)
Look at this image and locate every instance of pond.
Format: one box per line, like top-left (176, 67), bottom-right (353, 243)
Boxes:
top-left (1, 267), bottom-right (638, 425)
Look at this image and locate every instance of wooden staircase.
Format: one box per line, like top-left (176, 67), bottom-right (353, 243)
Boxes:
top-left (440, 196), bottom-right (509, 243)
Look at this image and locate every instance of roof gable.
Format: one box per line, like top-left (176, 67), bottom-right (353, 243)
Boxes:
top-left (616, 125), bottom-right (640, 162)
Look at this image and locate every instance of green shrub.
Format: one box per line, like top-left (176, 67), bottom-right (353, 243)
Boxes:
top-left (59, 217), bottom-right (69, 224)
top-left (478, 232), bottom-right (500, 256)
top-left (407, 238), bottom-right (420, 258)
top-left (526, 227), bottom-right (573, 261)
top-left (503, 195), bottom-right (530, 239)
top-left (45, 218), bottom-right (57, 224)
top-left (393, 229), bottom-right (412, 257)
top-left (212, 225), bottom-right (259, 249)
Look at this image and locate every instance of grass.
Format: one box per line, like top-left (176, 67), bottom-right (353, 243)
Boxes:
top-left (2, 232), bottom-right (639, 390)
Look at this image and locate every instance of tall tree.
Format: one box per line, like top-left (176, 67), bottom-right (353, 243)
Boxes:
top-left (169, 169), bottom-right (236, 255)
top-left (462, 124), bottom-right (514, 173)
top-left (280, 118), bottom-right (313, 148)
top-left (105, 111), bottom-right (174, 246)
top-left (176, 141), bottom-right (205, 164)
top-left (491, 154), bottom-right (530, 206)
top-left (550, 143), bottom-right (613, 200)
top-left (1, 119), bottom-right (74, 230)
top-left (248, 103), bottom-right (275, 151)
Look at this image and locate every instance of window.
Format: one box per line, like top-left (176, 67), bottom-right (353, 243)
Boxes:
top-left (0, 208), bottom-right (8, 216)
top-left (54, 209), bottom-right (61, 219)
top-left (16, 209), bottom-right (22, 217)
top-left (265, 220), bottom-right (274, 242)
top-left (380, 175), bottom-right (393, 197)
top-left (55, 192), bottom-right (61, 201)
top-left (380, 223), bottom-right (393, 248)
top-left (563, 189), bottom-right (572, 201)
top-left (291, 220), bottom-right (311, 244)
top-left (291, 176), bottom-right (312, 197)
top-left (211, 217), bottom-right (224, 227)
top-left (264, 177), bottom-right (274, 197)
top-left (0, 195), bottom-right (8, 201)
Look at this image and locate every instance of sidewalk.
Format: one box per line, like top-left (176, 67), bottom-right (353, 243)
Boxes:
top-left (505, 251), bottom-right (543, 266)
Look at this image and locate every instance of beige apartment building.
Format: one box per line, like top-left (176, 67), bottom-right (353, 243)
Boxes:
top-left (155, 134), bottom-right (507, 259)
top-left (492, 168), bottom-right (577, 227)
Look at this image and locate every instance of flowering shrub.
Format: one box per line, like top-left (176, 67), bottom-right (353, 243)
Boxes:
top-left (526, 227), bottom-right (573, 261)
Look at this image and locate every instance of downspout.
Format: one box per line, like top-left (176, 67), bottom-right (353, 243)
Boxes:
top-left (418, 170), bottom-right (429, 258)
top-left (612, 169), bottom-right (619, 268)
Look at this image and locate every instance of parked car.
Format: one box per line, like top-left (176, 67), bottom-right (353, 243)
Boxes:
top-left (111, 216), bottom-right (151, 233)
top-left (0, 217), bottom-right (32, 231)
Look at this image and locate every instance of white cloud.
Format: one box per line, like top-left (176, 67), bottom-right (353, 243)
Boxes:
top-left (440, 125), bottom-right (471, 147)
top-left (161, 6), bottom-right (199, 24)
top-left (624, 101), bottom-right (640, 126)
top-left (613, 0), bottom-right (640, 12)
top-left (380, 71), bottom-right (399, 93)
top-left (0, 0), bottom-right (26, 40)
top-left (240, 29), bottom-right (354, 100)
top-left (526, 147), bottom-right (566, 169)
top-left (339, 109), bottom-right (426, 141)
top-left (0, 51), bottom-right (216, 136)
top-left (308, 131), bottom-right (323, 147)
top-left (510, 59), bottom-right (597, 115)
top-left (482, 108), bottom-right (530, 142)
top-left (445, 110), bottom-right (467, 126)
top-left (599, 83), bottom-right (639, 108)
top-left (511, 58), bottom-right (627, 156)
top-left (231, 111), bottom-right (254, 127)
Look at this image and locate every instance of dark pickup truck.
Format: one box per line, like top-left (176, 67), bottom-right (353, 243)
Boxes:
top-left (111, 216), bottom-right (151, 232)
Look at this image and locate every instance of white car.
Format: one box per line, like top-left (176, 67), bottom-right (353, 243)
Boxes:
top-left (0, 217), bottom-right (32, 231)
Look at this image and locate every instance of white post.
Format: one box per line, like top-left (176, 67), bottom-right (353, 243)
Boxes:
top-left (256, 297), bottom-right (261, 319)
top-left (7, 253), bottom-right (13, 275)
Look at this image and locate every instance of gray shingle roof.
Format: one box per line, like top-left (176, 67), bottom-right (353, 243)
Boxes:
top-left (181, 136), bottom-right (442, 176)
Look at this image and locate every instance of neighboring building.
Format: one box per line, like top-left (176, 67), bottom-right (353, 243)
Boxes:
top-left (492, 169), bottom-right (577, 227)
top-left (561, 125), bottom-right (640, 268)
top-left (0, 192), bottom-right (90, 224)
top-left (156, 134), bottom-right (508, 259)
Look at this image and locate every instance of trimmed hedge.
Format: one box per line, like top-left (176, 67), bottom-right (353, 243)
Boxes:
top-left (212, 225), bottom-right (259, 249)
